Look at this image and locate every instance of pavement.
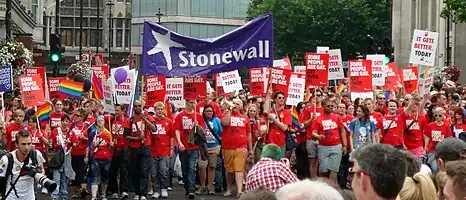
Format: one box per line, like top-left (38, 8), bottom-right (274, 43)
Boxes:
top-left (35, 183), bottom-right (239, 200)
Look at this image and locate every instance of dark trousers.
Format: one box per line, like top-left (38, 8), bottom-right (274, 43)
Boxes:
top-left (338, 152), bottom-right (351, 189)
top-left (108, 148), bottom-right (130, 194)
top-left (168, 151), bottom-right (178, 188)
top-left (179, 150), bottom-right (199, 195)
top-left (130, 146), bottom-right (151, 196)
top-left (71, 155), bottom-right (86, 186)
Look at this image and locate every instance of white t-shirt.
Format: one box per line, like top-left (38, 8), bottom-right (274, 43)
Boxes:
top-left (0, 150), bottom-right (45, 200)
top-left (420, 164), bottom-right (432, 176)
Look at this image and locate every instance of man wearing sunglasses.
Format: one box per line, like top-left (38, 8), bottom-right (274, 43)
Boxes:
top-left (424, 107), bottom-right (453, 173)
top-left (263, 90), bottom-right (291, 158)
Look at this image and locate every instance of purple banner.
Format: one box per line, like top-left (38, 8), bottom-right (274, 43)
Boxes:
top-left (141, 14), bottom-right (273, 76)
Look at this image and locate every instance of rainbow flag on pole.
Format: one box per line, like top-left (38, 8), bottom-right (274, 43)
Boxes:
top-left (91, 72), bottom-right (104, 100)
top-left (35, 103), bottom-right (51, 122)
top-left (59, 79), bottom-right (84, 98)
top-left (291, 106), bottom-right (301, 130)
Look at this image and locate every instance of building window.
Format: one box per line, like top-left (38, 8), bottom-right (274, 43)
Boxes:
top-left (75, 18), bottom-right (89, 27)
top-left (116, 30), bottom-right (123, 47)
top-left (90, 29), bottom-right (97, 46)
top-left (90, 18), bottom-right (102, 27)
top-left (116, 19), bottom-right (123, 28)
top-left (125, 29), bottom-right (130, 48)
top-left (62, 0), bottom-right (73, 7)
top-left (61, 17), bottom-right (74, 27)
top-left (61, 29), bottom-right (73, 46)
top-left (125, 19), bottom-right (130, 28)
top-left (117, 0), bottom-right (123, 2)
top-left (91, 0), bottom-right (98, 7)
top-left (75, 30), bottom-right (88, 47)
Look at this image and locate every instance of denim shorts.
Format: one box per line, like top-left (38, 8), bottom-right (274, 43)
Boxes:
top-left (318, 144), bottom-right (342, 173)
top-left (91, 159), bottom-right (112, 185)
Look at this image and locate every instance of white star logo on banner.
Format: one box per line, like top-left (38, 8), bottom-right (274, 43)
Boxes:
top-left (147, 30), bottom-right (185, 71)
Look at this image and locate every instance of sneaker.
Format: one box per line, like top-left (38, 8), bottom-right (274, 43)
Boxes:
top-left (133, 195), bottom-right (139, 200)
top-left (141, 196), bottom-right (147, 200)
top-left (111, 193), bottom-right (119, 199)
top-left (121, 192), bottom-right (129, 199)
top-left (91, 197), bottom-right (97, 200)
top-left (161, 189), bottom-right (168, 198)
top-left (41, 187), bottom-right (48, 194)
top-left (101, 195), bottom-right (108, 200)
top-left (188, 193), bottom-right (195, 199)
top-left (151, 192), bottom-right (160, 199)
top-left (178, 180), bottom-right (184, 185)
top-left (148, 191), bottom-right (154, 196)
top-left (167, 187), bottom-right (173, 191)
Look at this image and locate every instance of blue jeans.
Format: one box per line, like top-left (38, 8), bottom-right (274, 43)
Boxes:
top-left (179, 149), bottom-right (199, 194)
top-left (91, 159), bottom-right (112, 185)
top-left (151, 156), bottom-right (170, 193)
top-left (168, 150), bottom-right (178, 188)
top-left (52, 167), bottom-right (69, 200)
top-left (215, 153), bottom-right (224, 188)
top-left (427, 152), bottom-right (438, 173)
top-left (130, 146), bottom-right (151, 196)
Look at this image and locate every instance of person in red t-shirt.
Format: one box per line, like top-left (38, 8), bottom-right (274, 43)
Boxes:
top-left (50, 114), bottom-right (72, 200)
top-left (303, 90), bottom-right (323, 179)
top-left (69, 108), bottom-right (91, 196)
top-left (336, 103), bottom-right (353, 188)
top-left (376, 100), bottom-right (406, 149)
top-left (221, 98), bottom-right (252, 198)
top-left (263, 90), bottom-right (291, 157)
top-left (125, 100), bottom-right (157, 200)
top-left (196, 94), bottom-right (221, 116)
top-left (149, 102), bottom-right (174, 199)
top-left (401, 95), bottom-right (428, 158)
top-left (452, 107), bottom-right (466, 138)
top-left (424, 107), bottom-right (453, 173)
top-left (48, 100), bottom-right (66, 132)
top-left (28, 116), bottom-right (48, 156)
top-left (4, 110), bottom-right (32, 151)
top-left (90, 115), bottom-right (113, 200)
top-left (310, 99), bottom-right (347, 182)
top-left (107, 104), bottom-right (131, 199)
top-left (247, 104), bottom-right (267, 163)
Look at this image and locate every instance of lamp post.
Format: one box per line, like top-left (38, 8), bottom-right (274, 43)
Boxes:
top-left (156, 8), bottom-right (163, 24)
top-left (106, 0), bottom-right (114, 66)
top-left (5, 0), bottom-right (11, 40)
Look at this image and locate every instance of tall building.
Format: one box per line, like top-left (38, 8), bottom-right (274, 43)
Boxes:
top-left (130, 0), bottom-right (249, 56)
top-left (392, 0), bottom-right (466, 83)
top-left (0, 0), bottom-right (44, 45)
top-left (37, 0), bottom-right (131, 74)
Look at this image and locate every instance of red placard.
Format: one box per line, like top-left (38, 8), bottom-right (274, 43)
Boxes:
top-left (249, 68), bottom-right (266, 96)
top-left (305, 53), bottom-right (329, 87)
top-left (26, 67), bottom-right (47, 97)
top-left (269, 67), bottom-right (292, 97)
top-left (19, 75), bottom-right (45, 107)
top-left (348, 60), bottom-right (373, 92)
top-left (382, 62), bottom-right (398, 91)
top-left (48, 77), bottom-right (67, 100)
top-left (184, 76), bottom-right (207, 100)
top-left (215, 74), bottom-right (225, 97)
top-left (91, 65), bottom-right (110, 80)
top-left (403, 66), bottom-right (418, 94)
top-left (145, 76), bottom-right (166, 107)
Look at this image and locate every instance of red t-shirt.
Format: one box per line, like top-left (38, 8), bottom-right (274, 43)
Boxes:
top-left (31, 129), bottom-right (48, 151)
top-left (92, 129), bottom-right (113, 160)
top-left (5, 123), bottom-right (32, 151)
top-left (129, 116), bottom-right (155, 148)
top-left (401, 112), bottom-right (427, 150)
top-left (174, 111), bottom-right (204, 150)
top-left (196, 101), bottom-right (221, 116)
top-left (85, 115), bottom-right (95, 126)
top-left (453, 123), bottom-right (466, 138)
top-left (50, 127), bottom-right (72, 151)
top-left (377, 115), bottom-right (405, 147)
top-left (69, 123), bottom-right (89, 156)
top-left (50, 112), bottom-right (65, 130)
top-left (370, 111), bottom-right (384, 126)
top-left (341, 115), bottom-right (354, 148)
top-left (303, 105), bottom-right (323, 140)
top-left (268, 109), bottom-right (292, 147)
top-left (424, 122), bottom-right (453, 152)
top-left (111, 116), bottom-right (130, 149)
top-left (221, 112), bottom-right (251, 149)
top-left (151, 117), bottom-right (174, 157)
top-left (311, 113), bottom-right (343, 146)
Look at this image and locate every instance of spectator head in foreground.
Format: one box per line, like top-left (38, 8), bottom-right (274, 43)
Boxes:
top-left (350, 144), bottom-right (407, 200)
top-left (398, 172), bottom-right (437, 200)
top-left (239, 188), bottom-right (277, 200)
top-left (435, 138), bottom-right (466, 172)
top-left (275, 179), bottom-right (343, 200)
top-left (401, 150), bottom-right (422, 177)
top-left (261, 144), bottom-right (283, 160)
top-left (444, 160), bottom-right (466, 200)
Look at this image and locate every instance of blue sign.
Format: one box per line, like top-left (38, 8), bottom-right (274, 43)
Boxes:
top-left (0, 65), bottom-right (13, 92)
top-left (142, 14), bottom-right (274, 76)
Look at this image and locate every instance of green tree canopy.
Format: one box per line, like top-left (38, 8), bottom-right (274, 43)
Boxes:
top-left (247, 0), bottom-right (391, 63)
top-left (441, 0), bottom-right (466, 23)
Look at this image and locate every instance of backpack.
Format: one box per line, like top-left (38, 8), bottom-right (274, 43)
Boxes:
top-left (5, 150), bottom-right (38, 178)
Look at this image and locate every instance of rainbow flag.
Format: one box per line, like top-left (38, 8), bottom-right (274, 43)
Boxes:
top-left (336, 82), bottom-right (345, 94)
top-left (91, 72), bottom-right (103, 100)
top-left (291, 106), bottom-right (301, 130)
top-left (36, 103), bottom-right (51, 121)
top-left (164, 98), bottom-right (172, 118)
top-left (59, 79), bottom-right (84, 98)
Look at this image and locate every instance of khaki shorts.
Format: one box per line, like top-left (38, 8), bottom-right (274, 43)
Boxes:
top-left (199, 146), bottom-right (220, 168)
top-left (222, 148), bottom-right (247, 173)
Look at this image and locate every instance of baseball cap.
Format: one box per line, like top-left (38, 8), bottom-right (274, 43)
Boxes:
top-left (436, 137), bottom-right (466, 162)
top-left (147, 107), bottom-right (155, 114)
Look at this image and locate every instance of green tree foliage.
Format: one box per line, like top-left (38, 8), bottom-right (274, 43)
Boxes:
top-left (247, 0), bottom-right (391, 63)
top-left (441, 0), bottom-right (466, 23)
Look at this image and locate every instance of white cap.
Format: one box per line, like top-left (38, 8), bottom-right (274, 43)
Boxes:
top-left (147, 107), bottom-right (155, 113)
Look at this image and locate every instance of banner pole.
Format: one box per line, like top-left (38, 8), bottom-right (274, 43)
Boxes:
top-left (36, 106), bottom-right (42, 133)
top-left (1, 92), bottom-right (4, 122)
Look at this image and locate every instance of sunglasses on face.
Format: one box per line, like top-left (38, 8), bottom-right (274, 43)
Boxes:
top-left (377, 97), bottom-right (385, 100)
top-left (276, 96), bottom-right (285, 100)
top-left (134, 105), bottom-right (142, 108)
top-left (75, 115), bottom-right (82, 117)
top-left (435, 115), bottom-right (443, 117)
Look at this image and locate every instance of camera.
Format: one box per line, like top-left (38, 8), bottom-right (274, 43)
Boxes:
top-left (24, 165), bottom-right (57, 193)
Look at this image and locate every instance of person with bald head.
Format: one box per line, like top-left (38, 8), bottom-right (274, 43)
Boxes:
top-left (220, 98), bottom-right (252, 198)
top-left (126, 100), bottom-right (157, 200)
top-left (424, 107), bottom-right (453, 173)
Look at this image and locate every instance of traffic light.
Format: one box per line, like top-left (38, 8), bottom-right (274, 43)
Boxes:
top-left (382, 37), bottom-right (394, 64)
top-left (49, 33), bottom-right (65, 77)
top-left (366, 35), bottom-right (377, 55)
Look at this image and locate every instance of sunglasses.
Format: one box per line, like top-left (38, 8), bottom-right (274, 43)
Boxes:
top-left (276, 96), bottom-right (285, 100)
top-left (377, 97), bottom-right (385, 100)
top-left (435, 115), bottom-right (443, 117)
top-left (75, 115), bottom-right (82, 117)
top-left (134, 105), bottom-right (142, 108)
